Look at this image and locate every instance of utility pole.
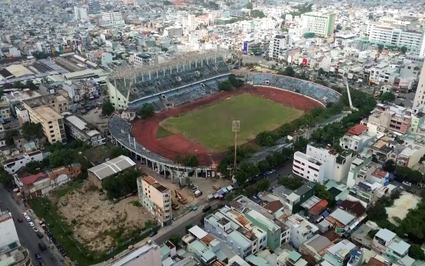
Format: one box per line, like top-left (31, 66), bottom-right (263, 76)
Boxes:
top-left (232, 120), bottom-right (240, 173)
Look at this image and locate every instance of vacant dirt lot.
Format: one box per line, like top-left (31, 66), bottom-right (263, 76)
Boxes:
top-left (52, 180), bottom-right (154, 252)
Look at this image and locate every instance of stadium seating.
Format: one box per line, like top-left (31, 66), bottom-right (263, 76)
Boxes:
top-left (113, 56), bottom-right (230, 105)
top-left (109, 115), bottom-right (172, 163)
top-left (246, 73), bottom-right (341, 104)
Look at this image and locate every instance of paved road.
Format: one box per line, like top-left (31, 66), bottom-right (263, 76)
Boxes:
top-left (0, 184), bottom-right (63, 266)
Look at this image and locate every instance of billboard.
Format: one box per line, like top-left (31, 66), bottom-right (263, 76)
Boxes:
top-left (243, 41), bottom-right (249, 55)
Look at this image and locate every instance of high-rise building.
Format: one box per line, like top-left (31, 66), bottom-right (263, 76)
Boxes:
top-left (413, 63), bottom-right (425, 108)
top-left (301, 12), bottom-right (336, 37)
top-left (137, 176), bottom-right (172, 225)
top-left (367, 23), bottom-right (425, 57)
top-left (110, 240), bottom-right (161, 266)
top-left (100, 12), bottom-right (125, 26)
top-left (74, 7), bottom-right (89, 22)
top-left (22, 95), bottom-right (68, 144)
top-left (268, 35), bottom-right (288, 61)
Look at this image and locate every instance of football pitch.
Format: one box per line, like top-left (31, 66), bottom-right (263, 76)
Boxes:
top-left (160, 93), bottom-right (304, 151)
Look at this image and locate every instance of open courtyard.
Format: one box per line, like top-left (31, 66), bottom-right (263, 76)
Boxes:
top-left (160, 93), bottom-right (304, 151)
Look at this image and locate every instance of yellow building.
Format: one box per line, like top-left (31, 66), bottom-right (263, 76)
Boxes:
top-left (22, 95), bottom-right (68, 144)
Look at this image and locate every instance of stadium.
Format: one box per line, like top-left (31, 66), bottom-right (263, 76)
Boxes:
top-left (107, 51), bottom-right (341, 179)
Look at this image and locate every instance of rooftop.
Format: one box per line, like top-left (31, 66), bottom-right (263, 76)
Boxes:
top-left (347, 124), bottom-right (368, 136)
top-left (110, 241), bottom-right (159, 266)
top-left (375, 228), bottom-right (396, 242)
top-left (328, 208), bottom-right (355, 226)
top-left (88, 155), bottom-right (135, 181)
top-left (388, 238), bottom-right (410, 256)
top-left (142, 176), bottom-right (169, 193)
top-left (34, 106), bottom-right (62, 121)
top-left (339, 200), bottom-right (366, 217)
top-left (20, 172), bottom-right (46, 185)
top-left (309, 199), bottom-right (328, 216)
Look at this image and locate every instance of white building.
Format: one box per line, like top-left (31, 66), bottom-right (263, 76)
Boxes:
top-left (340, 124), bottom-right (377, 152)
top-left (101, 12), bottom-right (125, 26)
top-left (3, 150), bottom-right (44, 174)
top-left (284, 214), bottom-right (318, 249)
top-left (301, 12), bottom-right (336, 37)
top-left (64, 115), bottom-right (105, 146)
top-left (0, 211), bottom-right (19, 249)
top-left (413, 64), bottom-right (425, 108)
top-left (269, 35), bottom-right (288, 61)
top-left (74, 7), bottom-right (89, 22)
top-left (137, 176), bottom-right (172, 225)
top-left (367, 23), bottom-right (425, 57)
top-left (110, 240), bottom-right (161, 266)
top-left (293, 151), bottom-right (325, 183)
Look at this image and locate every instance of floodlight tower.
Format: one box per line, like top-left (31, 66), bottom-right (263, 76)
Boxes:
top-left (232, 120), bottom-right (240, 171)
top-left (343, 74), bottom-right (358, 111)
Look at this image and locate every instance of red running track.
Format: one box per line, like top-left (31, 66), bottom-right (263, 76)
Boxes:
top-left (131, 86), bottom-right (324, 166)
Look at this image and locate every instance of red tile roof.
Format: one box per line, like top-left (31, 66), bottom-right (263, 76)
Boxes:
top-left (339, 200), bottom-right (366, 217)
top-left (309, 199), bottom-right (328, 215)
top-left (371, 168), bottom-right (388, 179)
top-left (347, 124), bottom-right (368, 136)
top-left (20, 172), bottom-right (46, 185)
top-left (264, 200), bottom-right (283, 213)
top-left (366, 257), bottom-right (387, 266)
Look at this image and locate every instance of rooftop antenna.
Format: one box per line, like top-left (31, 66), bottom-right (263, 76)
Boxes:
top-left (343, 73), bottom-right (358, 111)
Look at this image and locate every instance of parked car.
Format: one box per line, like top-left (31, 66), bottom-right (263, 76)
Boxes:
top-left (35, 253), bottom-right (42, 260)
top-left (29, 222), bottom-right (35, 227)
top-left (202, 205), bottom-right (212, 213)
top-left (38, 243), bottom-right (47, 251)
top-left (37, 232), bottom-right (43, 238)
top-left (149, 231), bottom-right (158, 237)
top-left (33, 227), bottom-right (39, 233)
top-left (17, 217), bottom-right (23, 223)
top-left (402, 181), bottom-right (412, 187)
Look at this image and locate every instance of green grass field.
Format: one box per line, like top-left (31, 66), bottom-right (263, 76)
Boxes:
top-left (161, 94), bottom-right (304, 151)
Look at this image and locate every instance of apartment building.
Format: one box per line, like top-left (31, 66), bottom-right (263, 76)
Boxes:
top-left (15, 105), bottom-right (29, 125)
top-left (0, 99), bottom-right (11, 124)
top-left (340, 124), bottom-right (377, 152)
top-left (294, 144), bottom-right (354, 183)
top-left (3, 150), bottom-right (43, 174)
top-left (276, 250), bottom-right (308, 266)
top-left (367, 23), bottom-right (425, 56)
top-left (322, 240), bottom-right (356, 266)
top-left (373, 229), bottom-right (411, 261)
top-left (133, 53), bottom-right (153, 68)
top-left (204, 206), bottom-right (268, 257)
top-left (284, 214), bottom-right (318, 249)
top-left (88, 155), bottom-right (136, 188)
top-left (268, 35), bottom-right (288, 60)
top-left (413, 63), bottom-right (425, 108)
top-left (100, 11), bottom-right (125, 26)
top-left (22, 95), bottom-right (69, 144)
top-left (368, 104), bottom-right (412, 134)
top-left (64, 115), bottom-right (104, 146)
top-left (301, 12), bottom-right (336, 37)
top-left (110, 240), bottom-right (161, 266)
top-left (137, 176), bottom-right (172, 225)
top-left (293, 151), bottom-right (325, 183)
top-left (0, 210), bottom-right (31, 266)
top-left (272, 183), bottom-right (315, 214)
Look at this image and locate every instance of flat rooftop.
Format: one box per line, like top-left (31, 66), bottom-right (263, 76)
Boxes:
top-left (142, 176), bottom-right (169, 193)
top-left (33, 106), bottom-right (62, 121)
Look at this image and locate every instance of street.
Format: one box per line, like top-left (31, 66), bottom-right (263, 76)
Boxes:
top-left (0, 184), bottom-right (63, 266)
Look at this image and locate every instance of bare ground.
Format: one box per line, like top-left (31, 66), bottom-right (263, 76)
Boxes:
top-left (52, 180), bottom-right (154, 252)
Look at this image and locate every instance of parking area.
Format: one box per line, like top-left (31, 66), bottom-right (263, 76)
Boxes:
top-left (139, 165), bottom-right (231, 212)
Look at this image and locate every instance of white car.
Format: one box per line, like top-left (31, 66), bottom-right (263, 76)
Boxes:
top-left (25, 216), bottom-right (31, 222)
top-left (28, 222), bottom-right (35, 227)
top-left (402, 181), bottom-right (412, 187)
top-left (33, 227), bottom-right (39, 233)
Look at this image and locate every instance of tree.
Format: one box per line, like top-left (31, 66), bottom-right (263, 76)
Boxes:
top-left (239, 162), bottom-right (260, 177)
top-left (256, 179), bottom-right (270, 191)
top-left (228, 74), bottom-right (244, 88)
top-left (218, 80), bottom-right (233, 91)
top-left (102, 102), bottom-right (115, 116)
top-left (400, 46), bottom-right (407, 54)
top-left (22, 122), bottom-right (44, 140)
top-left (246, 2), bottom-right (253, 9)
top-left (380, 92), bottom-right (396, 102)
top-left (102, 169), bottom-right (140, 199)
top-left (367, 201), bottom-right (388, 222)
top-left (251, 10), bottom-right (265, 18)
top-left (318, 68), bottom-right (325, 76)
top-left (314, 183), bottom-right (335, 206)
top-left (282, 66), bottom-right (295, 77)
top-left (169, 234), bottom-right (181, 246)
top-left (409, 244), bottom-right (425, 260)
top-left (5, 130), bottom-right (18, 146)
top-left (25, 80), bottom-right (38, 90)
top-left (138, 103), bottom-right (155, 119)
top-left (257, 160), bottom-right (270, 173)
top-left (377, 44), bottom-right (384, 53)
top-left (110, 147), bottom-right (130, 158)
top-left (182, 154), bottom-right (199, 167)
top-left (235, 171), bottom-right (249, 184)
top-left (256, 131), bottom-right (276, 146)
top-left (0, 169), bottom-right (14, 188)
top-left (278, 176), bottom-right (303, 190)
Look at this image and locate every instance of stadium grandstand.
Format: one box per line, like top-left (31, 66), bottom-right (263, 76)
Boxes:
top-left (107, 50), bottom-right (230, 111)
top-left (109, 114), bottom-right (215, 180)
top-left (246, 73), bottom-right (341, 104)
